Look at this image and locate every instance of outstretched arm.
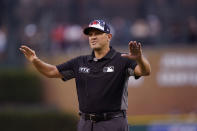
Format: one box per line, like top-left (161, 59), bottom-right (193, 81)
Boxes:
top-left (121, 41), bottom-right (151, 76)
top-left (19, 45), bottom-right (62, 78)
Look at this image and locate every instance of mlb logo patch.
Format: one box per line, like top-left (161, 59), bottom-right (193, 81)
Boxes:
top-left (103, 66), bottom-right (114, 72)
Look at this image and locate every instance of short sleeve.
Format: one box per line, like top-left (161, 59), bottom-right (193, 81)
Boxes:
top-left (56, 57), bottom-right (78, 81)
top-left (125, 58), bottom-right (140, 79)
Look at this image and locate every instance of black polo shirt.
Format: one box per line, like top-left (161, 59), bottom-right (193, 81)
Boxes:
top-left (56, 47), bottom-right (138, 113)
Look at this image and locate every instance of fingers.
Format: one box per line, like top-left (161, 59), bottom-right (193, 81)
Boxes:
top-left (19, 47), bottom-right (27, 54)
top-left (20, 45), bottom-right (33, 53)
top-left (19, 45), bottom-right (34, 55)
top-left (138, 42), bottom-right (141, 50)
top-left (129, 41), bottom-right (141, 55)
top-left (129, 41), bottom-right (140, 49)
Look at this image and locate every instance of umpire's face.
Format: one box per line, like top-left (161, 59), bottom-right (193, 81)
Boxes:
top-left (88, 29), bottom-right (112, 51)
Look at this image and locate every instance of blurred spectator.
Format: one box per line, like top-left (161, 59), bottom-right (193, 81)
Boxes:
top-left (187, 16), bottom-right (197, 44)
top-left (63, 24), bottom-right (83, 46)
top-left (0, 0), bottom-right (197, 59)
top-left (167, 21), bottom-right (185, 43)
top-left (111, 17), bottom-right (130, 45)
top-left (20, 23), bottom-right (46, 55)
top-left (51, 24), bottom-right (65, 51)
top-left (0, 27), bottom-right (7, 60)
top-left (130, 19), bottom-right (151, 45)
top-left (51, 24), bottom-right (85, 52)
top-left (147, 14), bottom-right (162, 44)
top-left (24, 24), bottom-right (37, 38)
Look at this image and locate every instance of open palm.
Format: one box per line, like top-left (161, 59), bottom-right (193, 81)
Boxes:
top-left (19, 45), bottom-right (37, 62)
top-left (121, 41), bottom-right (142, 61)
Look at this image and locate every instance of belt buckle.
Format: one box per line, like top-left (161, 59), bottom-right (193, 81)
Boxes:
top-left (89, 114), bottom-right (96, 123)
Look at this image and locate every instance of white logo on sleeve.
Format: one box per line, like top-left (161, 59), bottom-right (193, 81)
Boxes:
top-left (103, 66), bottom-right (114, 72)
top-left (79, 67), bottom-right (90, 73)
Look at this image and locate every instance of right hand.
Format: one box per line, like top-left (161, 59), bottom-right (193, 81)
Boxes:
top-left (19, 45), bottom-right (38, 62)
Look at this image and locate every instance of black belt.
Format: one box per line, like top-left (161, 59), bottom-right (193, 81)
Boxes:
top-left (79, 110), bottom-right (126, 123)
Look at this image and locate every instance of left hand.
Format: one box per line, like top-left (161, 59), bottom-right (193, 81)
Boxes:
top-left (121, 41), bottom-right (142, 61)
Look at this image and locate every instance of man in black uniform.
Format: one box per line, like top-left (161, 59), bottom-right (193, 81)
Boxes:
top-left (20, 19), bottom-right (151, 131)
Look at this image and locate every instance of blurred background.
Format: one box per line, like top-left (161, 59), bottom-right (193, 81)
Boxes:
top-left (0, 0), bottom-right (197, 131)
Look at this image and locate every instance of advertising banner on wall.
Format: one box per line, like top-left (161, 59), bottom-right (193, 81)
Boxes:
top-left (127, 48), bottom-right (197, 115)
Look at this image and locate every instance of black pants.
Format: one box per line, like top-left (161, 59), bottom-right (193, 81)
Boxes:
top-left (77, 116), bottom-right (129, 131)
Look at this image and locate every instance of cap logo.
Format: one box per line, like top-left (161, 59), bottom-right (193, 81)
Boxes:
top-left (84, 19), bottom-right (110, 35)
top-left (89, 20), bottom-right (104, 31)
top-left (90, 21), bottom-right (99, 25)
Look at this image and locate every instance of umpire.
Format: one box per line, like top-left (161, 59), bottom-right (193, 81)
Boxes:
top-left (20, 19), bottom-right (151, 131)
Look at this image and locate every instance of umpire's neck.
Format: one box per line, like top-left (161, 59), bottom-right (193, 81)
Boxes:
top-left (94, 45), bottom-right (110, 59)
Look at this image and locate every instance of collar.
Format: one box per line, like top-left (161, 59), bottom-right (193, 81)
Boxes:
top-left (87, 46), bottom-right (117, 61)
